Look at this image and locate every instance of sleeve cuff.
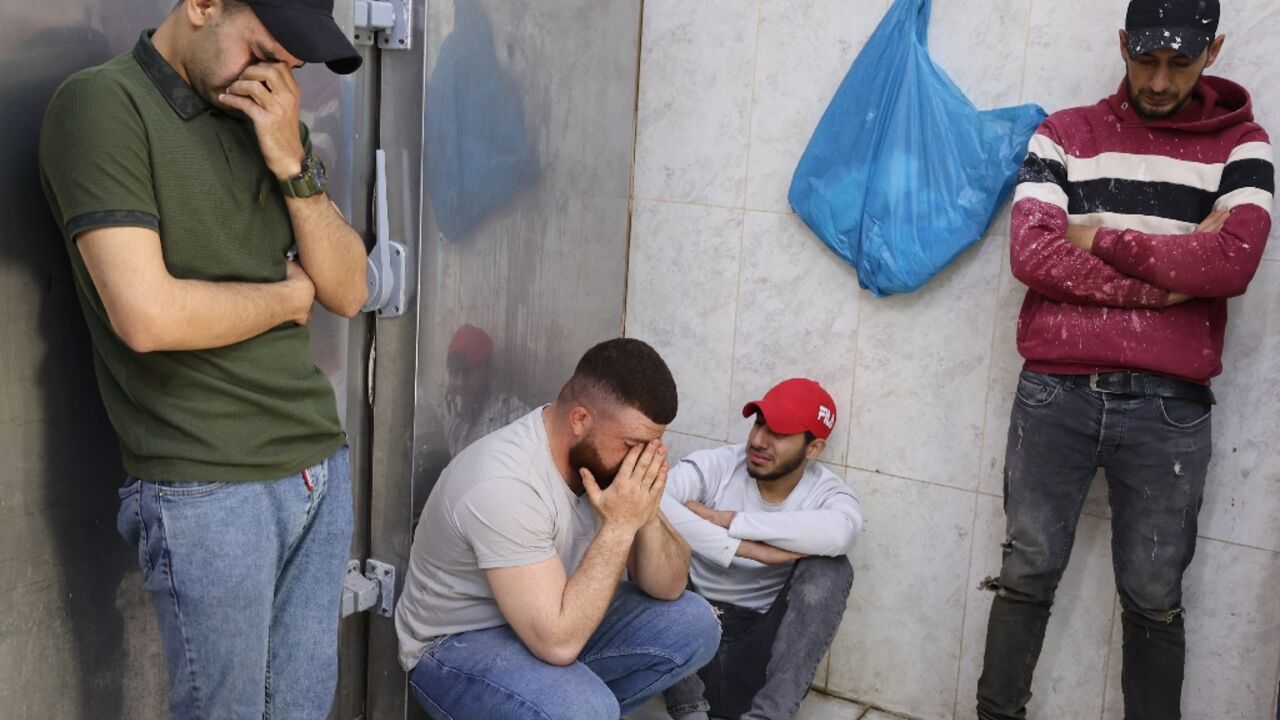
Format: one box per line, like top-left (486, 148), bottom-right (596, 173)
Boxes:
top-left (1090, 227), bottom-right (1122, 263)
top-left (67, 210), bottom-right (160, 239)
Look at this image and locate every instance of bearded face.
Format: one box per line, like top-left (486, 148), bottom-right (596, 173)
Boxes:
top-left (745, 440), bottom-right (809, 482)
top-left (568, 431), bottom-right (624, 489)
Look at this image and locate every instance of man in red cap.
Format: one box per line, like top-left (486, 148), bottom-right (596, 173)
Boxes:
top-left (662, 378), bottom-right (863, 720)
top-left (39, 1), bottom-right (365, 717)
top-left (443, 324), bottom-right (529, 456)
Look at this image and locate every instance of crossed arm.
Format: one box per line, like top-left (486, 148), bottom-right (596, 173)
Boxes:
top-left (1009, 129), bottom-right (1272, 307)
top-left (661, 457), bottom-right (862, 568)
top-left (77, 61), bottom-right (366, 353)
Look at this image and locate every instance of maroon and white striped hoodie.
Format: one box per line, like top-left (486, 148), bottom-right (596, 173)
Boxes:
top-left (1010, 76), bottom-right (1275, 384)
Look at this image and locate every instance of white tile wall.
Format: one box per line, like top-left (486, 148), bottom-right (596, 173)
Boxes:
top-left (927, 0), bottom-right (1031, 110)
top-left (1197, 260), bottom-right (1280, 553)
top-left (1021, 0), bottom-right (1128, 113)
top-left (828, 470), bottom-right (976, 719)
top-left (629, 0), bottom-right (1280, 717)
top-left (844, 236), bottom-right (1003, 491)
top-left (744, 0), bottom-right (885, 213)
top-left (729, 211), bottom-right (862, 464)
top-left (626, 200), bottom-right (743, 440)
top-left (633, 0), bottom-right (759, 207)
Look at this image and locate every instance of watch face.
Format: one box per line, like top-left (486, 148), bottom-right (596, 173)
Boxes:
top-left (313, 161), bottom-right (326, 189)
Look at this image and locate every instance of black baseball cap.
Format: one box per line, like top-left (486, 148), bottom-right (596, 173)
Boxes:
top-left (245, 0), bottom-right (362, 74)
top-left (1125, 0), bottom-right (1220, 60)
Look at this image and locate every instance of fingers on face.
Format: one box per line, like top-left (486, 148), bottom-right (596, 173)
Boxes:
top-left (240, 62), bottom-right (297, 94)
top-left (225, 79), bottom-right (273, 110)
top-left (218, 92), bottom-right (265, 120)
top-left (581, 467), bottom-right (601, 501)
top-left (617, 443), bottom-right (644, 483)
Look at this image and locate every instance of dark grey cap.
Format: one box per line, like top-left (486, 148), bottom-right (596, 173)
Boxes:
top-left (1125, 0), bottom-right (1220, 59)
top-left (245, 0), bottom-right (362, 74)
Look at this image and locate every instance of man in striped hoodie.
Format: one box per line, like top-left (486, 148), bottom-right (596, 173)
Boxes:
top-left (976, 1), bottom-right (1273, 718)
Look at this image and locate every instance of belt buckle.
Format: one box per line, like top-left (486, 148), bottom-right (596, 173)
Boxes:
top-left (1089, 373), bottom-right (1109, 393)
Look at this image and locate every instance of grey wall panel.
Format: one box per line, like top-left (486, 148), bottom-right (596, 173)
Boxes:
top-left (366, 1), bottom-right (642, 717)
top-left (0, 8), bottom-right (175, 718)
top-left (0, 2), bottom-right (372, 717)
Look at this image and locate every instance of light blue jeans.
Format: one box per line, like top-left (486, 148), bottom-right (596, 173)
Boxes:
top-left (116, 446), bottom-right (353, 720)
top-left (408, 582), bottom-right (721, 719)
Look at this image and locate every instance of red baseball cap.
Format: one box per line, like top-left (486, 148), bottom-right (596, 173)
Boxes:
top-left (742, 378), bottom-right (838, 440)
top-left (447, 324), bottom-right (494, 368)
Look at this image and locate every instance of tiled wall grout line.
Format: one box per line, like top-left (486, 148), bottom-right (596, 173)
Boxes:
top-left (638, 193), bottom-right (797, 216)
top-left (1272, 625), bottom-right (1280, 717)
top-left (839, 464), bottom-right (1280, 556)
top-left (1016, 0), bottom-right (1036, 106)
top-left (720, 0), bottom-right (766, 444)
top-left (839, 249), bottom-right (867, 470)
top-left (957, 481), bottom-right (1280, 556)
top-left (666, 429), bottom-right (729, 446)
top-left (840, 465), bottom-right (978, 497)
top-left (620, 0), bottom-right (649, 340)
top-left (738, 0), bottom-right (765, 212)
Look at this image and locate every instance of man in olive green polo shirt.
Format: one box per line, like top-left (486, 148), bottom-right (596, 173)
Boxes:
top-left (39, 1), bottom-right (366, 717)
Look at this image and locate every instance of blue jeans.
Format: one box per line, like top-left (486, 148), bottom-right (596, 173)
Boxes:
top-left (977, 372), bottom-right (1211, 720)
top-left (408, 583), bottom-right (721, 719)
top-left (116, 446), bottom-right (353, 720)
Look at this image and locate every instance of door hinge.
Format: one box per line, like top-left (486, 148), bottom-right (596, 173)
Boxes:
top-left (353, 0), bottom-right (413, 50)
top-left (360, 149), bottom-right (408, 317)
top-left (341, 558), bottom-right (396, 618)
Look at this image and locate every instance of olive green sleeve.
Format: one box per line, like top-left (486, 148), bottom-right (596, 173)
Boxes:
top-left (39, 70), bottom-right (159, 239)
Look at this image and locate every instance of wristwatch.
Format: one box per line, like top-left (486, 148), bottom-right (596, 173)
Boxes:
top-left (279, 153), bottom-right (327, 199)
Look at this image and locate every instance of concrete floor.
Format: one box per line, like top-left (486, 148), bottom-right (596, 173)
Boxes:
top-left (628, 690), bottom-right (911, 719)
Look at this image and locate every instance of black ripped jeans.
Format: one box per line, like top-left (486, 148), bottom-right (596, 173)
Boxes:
top-left (977, 371), bottom-right (1212, 720)
top-left (665, 556), bottom-right (854, 720)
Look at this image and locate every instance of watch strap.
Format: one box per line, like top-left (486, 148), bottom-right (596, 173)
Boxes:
top-left (280, 154), bottom-right (326, 199)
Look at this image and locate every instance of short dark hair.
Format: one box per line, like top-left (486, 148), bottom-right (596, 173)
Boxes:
top-left (174, 0), bottom-right (249, 12)
top-left (559, 338), bottom-right (677, 425)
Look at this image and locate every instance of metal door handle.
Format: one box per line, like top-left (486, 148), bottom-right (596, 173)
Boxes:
top-left (361, 149), bottom-right (408, 317)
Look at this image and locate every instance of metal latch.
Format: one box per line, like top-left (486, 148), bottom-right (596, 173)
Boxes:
top-left (361, 149), bottom-right (408, 317)
top-left (341, 559), bottom-right (396, 618)
top-left (353, 0), bottom-right (412, 50)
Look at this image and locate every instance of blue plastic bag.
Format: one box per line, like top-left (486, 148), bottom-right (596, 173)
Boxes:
top-left (788, 0), bottom-right (1046, 296)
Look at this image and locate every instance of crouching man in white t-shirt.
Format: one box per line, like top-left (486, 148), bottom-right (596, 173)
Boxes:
top-left (663, 378), bottom-right (863, 720)
top-left (395, 338), bottom-right (721, 719)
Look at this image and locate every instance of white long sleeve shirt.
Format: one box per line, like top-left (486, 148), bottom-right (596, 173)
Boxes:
top-left (661, 444), bottom-right (863, 611)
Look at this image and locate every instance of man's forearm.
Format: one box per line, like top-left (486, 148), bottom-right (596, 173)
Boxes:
top-left (1011, 200), bottom-right (1170, 309)
top-left (287, 194), bottom-right (368, 317)
top-left (628, 513), bottom-right (691, 600)
top-left (548, 524), bottom-right (636, 661)
top-left (125, 277), bottom-right (306, 352)
top-left (1090, 212), bottom-right (1269, 298)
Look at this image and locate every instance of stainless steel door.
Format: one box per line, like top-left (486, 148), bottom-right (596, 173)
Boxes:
top-left (0, 2), bottom-right (374, 718)
top-left (364, 1), bottom-right (643, 717)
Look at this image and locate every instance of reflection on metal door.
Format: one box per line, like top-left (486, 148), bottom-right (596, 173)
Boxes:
top-left (365, 1), bottom-right (644, 717)
top-left (0, 1), bottom-right (374, 718)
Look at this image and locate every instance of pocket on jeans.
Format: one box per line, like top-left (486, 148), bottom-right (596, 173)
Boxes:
top-left (154, 480), bottom-right (230, 498)
top-left (1014, 372), bottom-right (1062, 408)
top-left (1157, 397), bottom-right (1211, 430)
top-left (116, 478), bottom-right (151, 578)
